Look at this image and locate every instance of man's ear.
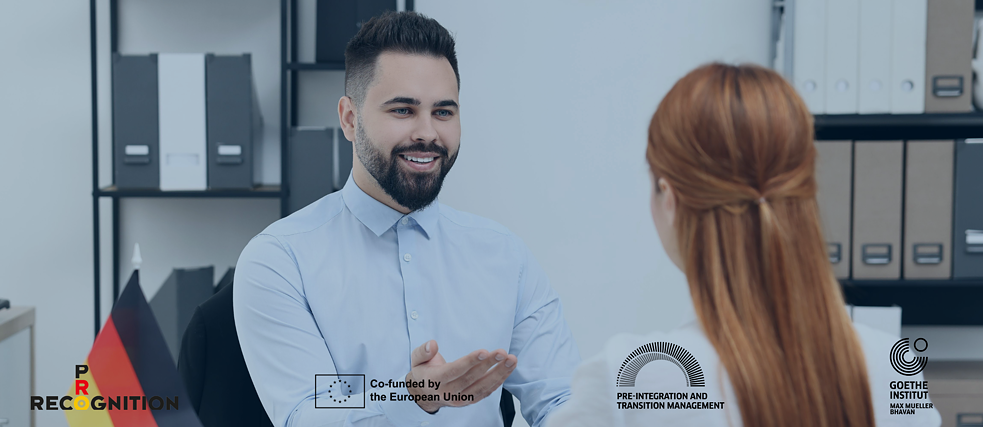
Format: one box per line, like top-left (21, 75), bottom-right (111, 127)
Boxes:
top-left (658, 178), bottom-right (677, 227)
top-left (338, 96), bottom-right (357, 142)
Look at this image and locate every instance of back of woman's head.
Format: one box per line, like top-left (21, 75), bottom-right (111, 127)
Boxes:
top-left (646, 63), bottom-right (874, 427)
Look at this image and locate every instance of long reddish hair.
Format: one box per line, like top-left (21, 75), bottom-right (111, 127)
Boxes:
top-left (646, 63), bottom-right (874, 427)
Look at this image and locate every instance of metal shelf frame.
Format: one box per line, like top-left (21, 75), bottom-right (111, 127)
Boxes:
top-left (88, 0), bottom-right (296, 336)
top-left (88, 0), bottom-right (416, 336)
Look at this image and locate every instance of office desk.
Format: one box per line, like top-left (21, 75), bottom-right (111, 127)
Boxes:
top-left (0, 306), bottom-right (35, 427)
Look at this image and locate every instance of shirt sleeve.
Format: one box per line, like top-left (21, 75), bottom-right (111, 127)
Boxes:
top-left (234, 234), bottom-right (435, 427)
top-left (544, 355), bottom-right (619, 427)
top-left (503, 236), bottom-right (582, 427)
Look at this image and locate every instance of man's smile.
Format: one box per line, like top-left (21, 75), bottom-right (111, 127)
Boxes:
top-left (398, 151), bottom-right (441, 172)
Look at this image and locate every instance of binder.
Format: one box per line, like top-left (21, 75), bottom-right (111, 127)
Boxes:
top-left (852, 141), bottom-right (903, 279)
top-left (113, 54), bottom-right (160, 189)
top-left (857, 0), bottom-right (892, 114)
top-left (793, 0), bottom-right (827, 113)
top-left (315, 0), bottom-right (396, 63)
top-left (336, 127), bottom-right (353, 191)
top-left (903, 141), bottom-right (953, 279)
top-left (159, 53), bottom-right (207, 191)
top-left (814, 141), bottom-right (853, 279)
top-left (852, 306), bottom-right (902, 337)
top-left (149, 266), bottom-right (214, 361)
top-left (824, 0), bottom-right (860, 114)
top-left (215, 267), bottom-right (234, 293)
top-left (205, 54), bottom-right (263, 189)
top-left (890, 0), bottom-right (927, 114)
top-left (924, 0), bottom-right (974, 113)
top-left (953, 139), bottom-right (983, 278)
top-left (289, 128), bottom-right (335, 214)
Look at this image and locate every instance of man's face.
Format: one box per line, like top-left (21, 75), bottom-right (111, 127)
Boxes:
top-left (353, 52), bottom-right (461, 211)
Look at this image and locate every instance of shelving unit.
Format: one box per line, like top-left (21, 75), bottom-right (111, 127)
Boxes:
top-left (815, 112), bottom-right (983, 140)
top-left (88, 0), bottom-right (292, 336)
top-left (814, 115), bottom-right (983, 325)
top-left (88, 0), bottom-right (412, 336)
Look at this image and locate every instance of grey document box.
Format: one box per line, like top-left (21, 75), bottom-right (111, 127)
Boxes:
top-left (904, 141), bottom-right (954, 279)
top-left (149, 266), bottom-right (214, 362)
top-left (113, 54), bottom-right (160, 189)
top-left (852, 141), bottom-right (903, 279)
top-left (953, 139), bottom-right (983, 278)
top-left (206, 54), bottom-right (263, 189)
top-left (289, 128), bottom-right (335, 214)
top-left (815, 141), bottom-right (853, 279)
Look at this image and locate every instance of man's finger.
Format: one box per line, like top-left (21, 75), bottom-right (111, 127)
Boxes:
top-left (411, 340), bottom-right (438, 367)
top-left (432, 349), bottom-right (489, 382)
top-left (459, 355), bottom-right (518, 403)
top-left (443, 350), bottom-right (501, 391)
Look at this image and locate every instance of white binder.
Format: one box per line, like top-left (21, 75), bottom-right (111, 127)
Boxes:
top-left (158, 53), bottom-right (207, 191)
top-left (825, 0), bottom-right (860, 114)
top-left (852, 306), bottom-right (902, 338)
top-left (858, 0), bottom-right (892, 113)
top-left (794, 0), bottom-right (827, 114)
top-left (890, 0), bottom-right (927, 113)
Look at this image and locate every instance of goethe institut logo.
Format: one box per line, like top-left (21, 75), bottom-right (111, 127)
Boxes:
top-left (886, 338), bottom-right (934, 416)
top-left (890, 338), bottom-right (928, 376)
top-left (614, 342), bottom-right (724, 411)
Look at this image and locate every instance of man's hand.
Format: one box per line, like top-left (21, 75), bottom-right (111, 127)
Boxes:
top-left (405, 340), bottom-right (517, 414)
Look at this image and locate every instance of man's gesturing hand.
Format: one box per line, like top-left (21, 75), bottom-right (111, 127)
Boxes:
top-left (405, 340), bottom-right (518, 414)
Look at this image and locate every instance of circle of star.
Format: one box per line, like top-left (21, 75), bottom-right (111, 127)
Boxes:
top-left (328, 379), bottom-right (352, 404)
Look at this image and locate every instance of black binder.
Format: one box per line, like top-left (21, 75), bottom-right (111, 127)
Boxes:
top-left (205, 54), bottom-right (263, 189)
top-left (953, 139), bottom-right (983, 278)
top-left (113, 54), bottom-right (160, 189)
top-left (315, 0), bottom-right (397, 63)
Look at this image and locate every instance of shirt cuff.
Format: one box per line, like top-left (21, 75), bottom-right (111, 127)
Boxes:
top-left (379, 395), bottom-right (435, 427)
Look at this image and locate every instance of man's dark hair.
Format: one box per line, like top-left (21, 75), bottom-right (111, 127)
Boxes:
top-left (345, 11), bottom-right (459, 109)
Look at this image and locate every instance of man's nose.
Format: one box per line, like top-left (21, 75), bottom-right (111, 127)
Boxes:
top-left (411, 114), bottom-right (438, 143)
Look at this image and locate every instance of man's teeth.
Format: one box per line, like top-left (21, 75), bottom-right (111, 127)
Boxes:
top-left (402, 155), bottom-right (435, 163)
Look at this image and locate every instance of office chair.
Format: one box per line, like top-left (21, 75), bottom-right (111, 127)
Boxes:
top-left (178, 281), bottom-right (274, 427)
top-left (178, 278), bottom-right (517, 427)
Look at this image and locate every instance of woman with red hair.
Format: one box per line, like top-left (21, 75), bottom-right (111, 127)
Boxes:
top-left (548, 63), bottom-right (940, 427)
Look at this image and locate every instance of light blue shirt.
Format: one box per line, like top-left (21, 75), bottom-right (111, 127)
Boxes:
top-left (234, 175), bottom-right (581, 427)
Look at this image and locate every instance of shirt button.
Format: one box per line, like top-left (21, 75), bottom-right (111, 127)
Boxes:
top-left (411, 311), bottom-right (419, 320)
top-left (403, 253), bottom-right (412, 262)
top-left (401, 217), bottom-right (409, 225)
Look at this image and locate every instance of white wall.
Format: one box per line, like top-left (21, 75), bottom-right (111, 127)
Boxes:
top-left (2, 2), bottom-right (982, 427)
top-left (420, 0), bottom-right (772, 355)
top-left (0, 2), bottom-right (95, 426)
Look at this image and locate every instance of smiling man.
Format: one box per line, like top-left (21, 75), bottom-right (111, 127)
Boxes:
top-left (233, 11), bottom-right (580, 427)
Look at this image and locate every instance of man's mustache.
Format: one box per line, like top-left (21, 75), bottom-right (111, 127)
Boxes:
top-left (391, 142), bottom-right (449, 157)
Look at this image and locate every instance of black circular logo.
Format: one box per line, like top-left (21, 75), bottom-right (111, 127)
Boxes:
top-left (327, 379), bottom-right (353, 404)
top-left (890, 338), bottom-right (928, 376)
top-left (616, 341), bottom-right (705, 387)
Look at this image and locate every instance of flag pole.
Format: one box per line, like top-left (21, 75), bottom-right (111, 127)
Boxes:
top-left (131, 243), bottom-right (142, 290)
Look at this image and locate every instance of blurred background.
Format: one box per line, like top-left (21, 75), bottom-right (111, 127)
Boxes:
top-left (2, 1), bottom-right (982, 426)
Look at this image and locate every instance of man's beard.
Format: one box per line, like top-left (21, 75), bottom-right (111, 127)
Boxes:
top-left (354, 122), bottom-right (457, 212)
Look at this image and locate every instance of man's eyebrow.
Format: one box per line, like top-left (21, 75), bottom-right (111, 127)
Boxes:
top-left (434, 100), bottom-right (459, 109)
top-left (382, 97), bottom-right (420, 106)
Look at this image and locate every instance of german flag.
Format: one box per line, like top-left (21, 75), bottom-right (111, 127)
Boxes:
top-left (66, 271), bottom-right (203, 427)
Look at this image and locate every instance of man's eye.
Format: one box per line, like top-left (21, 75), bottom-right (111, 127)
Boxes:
top-left (392, 108), bottom-right (411, 115)
top-left (434, 110), bottom-right (453, 118)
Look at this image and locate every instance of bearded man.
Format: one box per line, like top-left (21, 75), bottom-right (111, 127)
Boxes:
top-left (233, 11), bottom-right (580, 427)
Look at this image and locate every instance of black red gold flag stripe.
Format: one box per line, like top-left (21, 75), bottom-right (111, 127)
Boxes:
top-left (66, 271), bottom-right (203, 427)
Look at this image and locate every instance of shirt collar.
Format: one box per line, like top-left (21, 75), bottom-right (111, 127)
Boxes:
top-left (341, 173), bottom-right (439, 239)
